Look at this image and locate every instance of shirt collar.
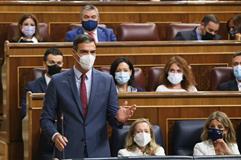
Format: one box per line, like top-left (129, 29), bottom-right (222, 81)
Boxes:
top-left (44, 73), bottom-right (51, 85)
top-left (195, 27), bottom-right (202, 40)
top-left (73, 65), bottom-right (92, 80)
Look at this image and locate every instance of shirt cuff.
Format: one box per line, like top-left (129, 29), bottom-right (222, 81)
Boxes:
top-left (52, 132), bottom-right (60, 141)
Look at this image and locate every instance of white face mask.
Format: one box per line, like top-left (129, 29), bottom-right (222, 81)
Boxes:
top-left (22, 25), bottom-right (36, 38)
top-left (167, 72), bottom-right (183, 85)
top-left (76, 54), bottom-right (96, 71)
top-left (134, 132), bottom-right (151, 147)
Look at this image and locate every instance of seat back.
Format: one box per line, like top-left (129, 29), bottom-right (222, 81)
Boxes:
top-left (117, 23), bottom-right (160, 41)
top-left (171, 120), bottom-right (205, 156)
top-left (7, 23), bottom-right (49, 42)
top-left (147, 66), bottom-right (164, 91)
top-left (169, 23), bottom-right (199, 40)
top-left (98, 66), bottom-right (145, 91)
top-left (109, 125), bottom-right (164, 157)
top-left (210, 67), bottom-right (234, 91)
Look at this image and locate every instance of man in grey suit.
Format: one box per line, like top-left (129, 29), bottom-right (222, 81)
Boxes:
top-left (40, 34), bottom-right (136, 159)
top-left (175, 14), bottom-right (221, 40)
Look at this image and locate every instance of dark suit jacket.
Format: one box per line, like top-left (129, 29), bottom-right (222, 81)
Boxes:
top-left (40, 68), bottom-right (122, 159)
top-left (175, 27), bottom-right (222, 40)
top-left (65, 26), bottom-right (117, 42)
top-left (21, 76), bottom-right (53, 160)
top-left (21, 76), bottom-right (47, 118)
top-left (218, 80), bottom-right (238, 91)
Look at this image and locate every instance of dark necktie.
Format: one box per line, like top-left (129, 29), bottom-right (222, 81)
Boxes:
top-left (80, 74), bottom-right (87, 117)
top-left (88, 32), bottom-right (95, 40)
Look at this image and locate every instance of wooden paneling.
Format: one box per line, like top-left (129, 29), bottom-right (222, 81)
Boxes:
top-left (26, 92), bottom-right (241, 158)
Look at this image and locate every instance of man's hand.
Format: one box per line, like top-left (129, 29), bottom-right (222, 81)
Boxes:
top-left (116, 100), bottom-right (136, 123)
top-left (53, 133), bottom-right (68, 151)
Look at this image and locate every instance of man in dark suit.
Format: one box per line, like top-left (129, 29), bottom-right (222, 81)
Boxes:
top-left (175, 14), bottom-right (221, 40)
top-left (65, 4), bottom-right (116, 42)
top-left (218, 51), bottom-right (241, 91)
top-left (40, 35), bottom-right (136, 159)
top-left (21, 47), bottom-right (63, 160)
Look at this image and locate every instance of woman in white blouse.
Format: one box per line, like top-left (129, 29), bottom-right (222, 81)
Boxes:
top-left (156, 56), bottom-right (197, 92)
top-left (118, 118), bottom-right (165, 157)
top-left (193, 111), bottom-right (240, 155)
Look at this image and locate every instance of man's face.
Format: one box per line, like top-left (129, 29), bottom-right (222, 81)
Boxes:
top-left (82, 9), bottom-right (99, 22)
top-left (44, 54), bottom-right (64, 70)
top-left (201, 21), bottom-right (219, 36)
top-left (232, 55), bottom-right (241, 67)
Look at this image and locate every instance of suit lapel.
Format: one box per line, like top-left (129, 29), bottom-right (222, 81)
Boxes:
top-left (67, 69), bottom-right (85, 120)
top-left (40, 76), bottom-right (48, 92)
top-left (191, 27), bottom-right (198, 40)
top-left (97, 27), bottom-right (105, 41)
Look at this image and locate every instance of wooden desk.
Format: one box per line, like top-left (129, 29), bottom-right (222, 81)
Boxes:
top-left (27, 92), bottom-right (241, 159)
top-left (2, 40), bottom-right (241, 159)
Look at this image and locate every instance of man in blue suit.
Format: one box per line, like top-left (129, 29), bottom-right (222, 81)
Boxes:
top-left (218, 51), bottom-right (241, 91)
top-left (65, 4), bottom-right (117, 42)
top-left (21, 47), bottom-right (63, 160)
top-left (40, 34), bottom-right (136, 159)
top-left (175, 14), bottom-right (221, 41)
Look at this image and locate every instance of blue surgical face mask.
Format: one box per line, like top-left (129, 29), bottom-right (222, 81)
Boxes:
top-left (208, 128), bottom-right (223, 141)
top-left (82, 20), bottom-right (98, 31)
top-left (167, 72), bottom-right (183, 85)
top-left (233, 65), bottom-right (241, 80)
top-left (22, 25), bottom-right (36, 38)
top-left (115, 72), bottom-right (130, 85)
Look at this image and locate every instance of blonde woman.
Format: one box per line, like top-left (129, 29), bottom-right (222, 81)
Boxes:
top-left (118, 118), bottom-right (165, 156)
top-left (193, 111), bottom-right (240, 155)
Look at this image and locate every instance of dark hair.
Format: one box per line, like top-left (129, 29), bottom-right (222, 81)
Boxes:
top-left (110, 57), bottom-right (135, 86)
top-left (160, 56), bottom-right (196, 90)
top-left (233, 51), bottom-right (241, 59)
top-left (13, 14), bottom-right (42, 42)
top-left (73, 34), bottom-right (95, 51)
top-left (43, 48), bottom-right (63, 62)
top-left (232, 14), bottom-right (241, 33)
top-left (201, 14), bottom-right (220, 26)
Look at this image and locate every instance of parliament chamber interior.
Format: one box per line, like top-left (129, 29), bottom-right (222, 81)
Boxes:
top-left (0, 0), bottom-right (241, 160)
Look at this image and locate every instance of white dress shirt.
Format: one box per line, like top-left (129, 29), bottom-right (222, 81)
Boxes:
top-left (44, 73), bottom-right (51, 85)
top-left (118, 146), bottom-right (165, 157)
top-left (193, 140), bottom-right (240, 155)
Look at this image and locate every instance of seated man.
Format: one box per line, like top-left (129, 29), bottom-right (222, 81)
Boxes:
top-left (65, 4), bottom-right (116, 42)
top-left (175, 14), bottom-right (221, 40)
top-left (218, 51), bottom-right (241, 91)
top-left (21, 47), bottom-right (63, 160)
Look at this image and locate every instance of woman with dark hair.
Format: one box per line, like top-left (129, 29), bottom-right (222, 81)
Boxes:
top-left (227, 14), bottom-right (241, 40)
top-left (12, 13), bottom-right (42, 43)
top-left (110, 57), bottom-right (143, 93)
top-left (193, 111), bottom-right (240, 155)
top-left (156, 56), bottom-right (197, 92)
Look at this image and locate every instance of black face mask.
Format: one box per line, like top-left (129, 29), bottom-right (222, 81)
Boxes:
top-left (208, 128), bottom-right (223, 141)
top-left (47, 64), bottom-right (62, 76)
top-left (229, 28), bottom-right (238, 40)
top-left (202, 31), bottom-right (216, 40)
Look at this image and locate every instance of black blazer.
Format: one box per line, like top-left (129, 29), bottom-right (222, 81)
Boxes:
top-left (175, 27), bottom-right (222, 40)
top-left (218, 80), bottom-right (238, 91)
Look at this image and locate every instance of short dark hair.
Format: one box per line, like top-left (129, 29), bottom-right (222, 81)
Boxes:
top-left (43, 48), bottom-right (63, 61)
top-left (201, 14), bottom-right (220, 26)
top-left (73, 34), bottom-right (95, 51)
top-left (110, 57), bottom-right (135, 86)
top-left (233, 51), bottom-right (241, 59)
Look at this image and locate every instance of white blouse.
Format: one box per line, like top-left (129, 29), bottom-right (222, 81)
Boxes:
top-left (118, 146), bottom-right (165, 157)
top-left (156, 85), bottom-right (197, 92)
top-left (193, 140), bottom-right (240, 155)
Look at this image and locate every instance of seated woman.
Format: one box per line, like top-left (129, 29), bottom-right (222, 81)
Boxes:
top-left (110, 57), bottom-right (144, 93)
top-left (118, 118), bottom-right (165, 156)
top-left (193, 111), bottom-right (240, 155)
top-left (12, 14), bottom-right (42, 43)
top-left (227, 14), bottom-right (241, 40)
top-left (156, 56), bottom-right (197, 92)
